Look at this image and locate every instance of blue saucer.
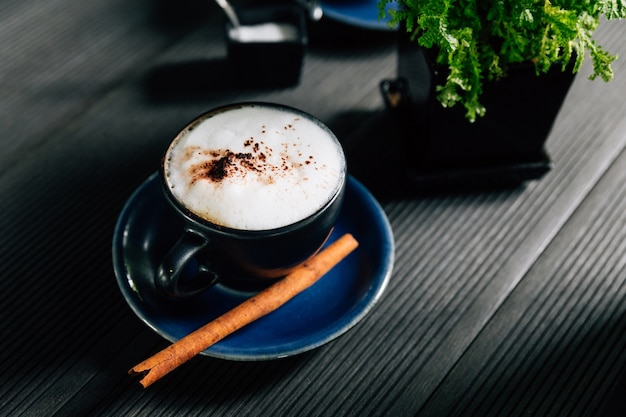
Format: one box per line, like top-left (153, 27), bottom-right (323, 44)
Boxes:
top-left (320, 0), bottom-right (398, 31)
top-left (113, 173), bottom-right (394, 360)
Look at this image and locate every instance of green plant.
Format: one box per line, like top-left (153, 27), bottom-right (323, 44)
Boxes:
top-left (379, 0), bottom-right (626, 121)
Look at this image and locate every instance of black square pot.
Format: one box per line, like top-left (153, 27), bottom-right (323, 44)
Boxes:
top-left (226, 5), bottom-right (307, 87)
top-left (380, 31), bottom-right (576, 189)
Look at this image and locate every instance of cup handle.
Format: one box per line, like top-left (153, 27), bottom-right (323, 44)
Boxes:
top-left (155, 230), bottom-right (219, 298)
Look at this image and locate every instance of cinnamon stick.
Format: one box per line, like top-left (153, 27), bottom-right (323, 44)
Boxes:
top-left (129, 233), bottom-right (359, 388)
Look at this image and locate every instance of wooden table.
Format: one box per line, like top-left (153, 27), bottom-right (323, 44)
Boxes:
top-left (2, 1), bottom-right (625, 415)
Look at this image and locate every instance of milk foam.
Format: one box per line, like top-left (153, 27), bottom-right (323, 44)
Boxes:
top-left (165, 104), bottom-right (345, 230)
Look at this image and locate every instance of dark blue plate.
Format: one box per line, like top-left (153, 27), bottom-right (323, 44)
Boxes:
top-left (320, 0), bottom-right (398, 31)
top-left (113, 173), bottom-right (394, 360)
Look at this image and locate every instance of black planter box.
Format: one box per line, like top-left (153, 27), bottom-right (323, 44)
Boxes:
top-left (381, 32), bottom-right (576, 189)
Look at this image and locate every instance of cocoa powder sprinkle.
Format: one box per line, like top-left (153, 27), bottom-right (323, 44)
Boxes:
top-left (186, 137), bottom-right (310, 185)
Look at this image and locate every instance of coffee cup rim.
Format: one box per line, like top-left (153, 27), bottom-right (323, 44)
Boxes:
top-left (159, 101), bottom-right (347, 236)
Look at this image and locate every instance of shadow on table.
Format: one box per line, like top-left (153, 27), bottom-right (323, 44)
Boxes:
top-left (149, 0), bottom-right (213, 33)
top-left (143, 58), bottom-right (298, 102)
top-left (326, 109), bottom-right (530, 202)
top-left (142, 350), bottom-right (314, 401)
top-left (601, 365), bottom-right (626, 416)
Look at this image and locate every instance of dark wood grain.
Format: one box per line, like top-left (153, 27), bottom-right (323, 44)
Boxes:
top-left (1, 1), bottom-right (625, 416)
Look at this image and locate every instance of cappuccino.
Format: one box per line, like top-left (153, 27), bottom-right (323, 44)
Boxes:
top-left (164, 104), bottom-right (346, 231)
